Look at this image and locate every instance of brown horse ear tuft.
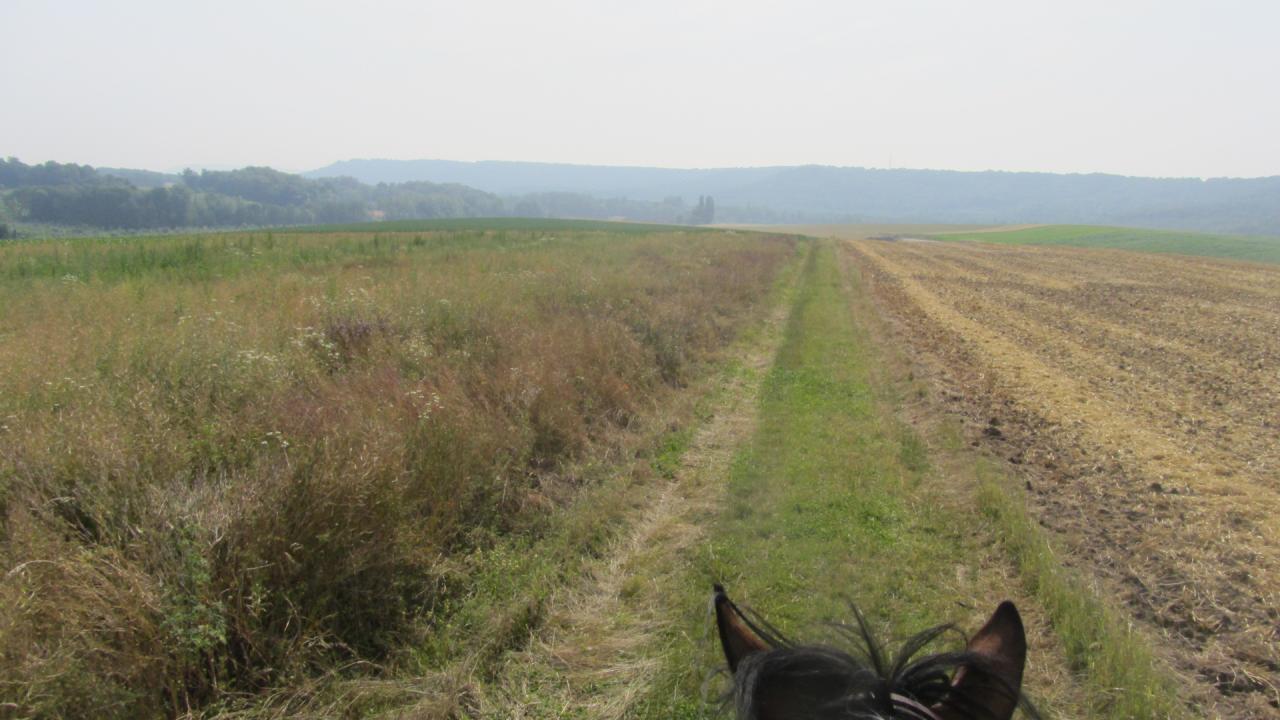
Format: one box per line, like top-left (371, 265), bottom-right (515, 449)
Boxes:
top-left (714, 584), bottom-right (770, 672)
top-left (934, 601), bottom-right (1027, 720)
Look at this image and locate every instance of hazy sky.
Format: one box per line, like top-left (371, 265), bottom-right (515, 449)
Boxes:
top-left (3, 0), bottom-right (1278, 178)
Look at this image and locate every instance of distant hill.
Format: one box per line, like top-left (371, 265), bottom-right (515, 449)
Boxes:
top-left (306, 158), bottom-right (780, 199)
top-left (307, 159), bottom-right (1280, 235)
top-left (10, 156), bottom-right (1280, 235)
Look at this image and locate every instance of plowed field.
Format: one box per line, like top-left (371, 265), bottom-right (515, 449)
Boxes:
top-left (848, 239), bottom-right (1280, 716)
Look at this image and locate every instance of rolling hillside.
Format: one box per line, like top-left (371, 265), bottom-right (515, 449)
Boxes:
top-left (307, 159), bottom-right (1280, 235)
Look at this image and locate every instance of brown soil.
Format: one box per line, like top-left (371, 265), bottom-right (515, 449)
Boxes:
top-left (847, 239), bottom-right (1280, 718)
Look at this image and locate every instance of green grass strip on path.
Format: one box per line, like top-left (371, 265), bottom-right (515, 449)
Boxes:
top-left (637, 242), bottom-right (1007, 718)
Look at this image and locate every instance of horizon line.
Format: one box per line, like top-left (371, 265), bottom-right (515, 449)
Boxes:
top-left (6, 154), bottom-right (1278, 182)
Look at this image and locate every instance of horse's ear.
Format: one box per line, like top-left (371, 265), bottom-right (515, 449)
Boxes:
top-left (714, 584), bottom-right (770, 672)
top-left (934, 601), bottom-right (1027, 720)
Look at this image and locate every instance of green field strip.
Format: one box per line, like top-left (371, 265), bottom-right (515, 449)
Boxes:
top-left (935, 224), bottom-right (1280, 264)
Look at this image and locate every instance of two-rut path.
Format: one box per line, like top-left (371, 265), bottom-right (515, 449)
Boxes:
top-left (462, 240), bottom-right (1141, 720)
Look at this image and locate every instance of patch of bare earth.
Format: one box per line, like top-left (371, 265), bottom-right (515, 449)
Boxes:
top-left (461, 287), bottom-right (795, 719)
top-left (847, 239), bottom-right (1280, 718)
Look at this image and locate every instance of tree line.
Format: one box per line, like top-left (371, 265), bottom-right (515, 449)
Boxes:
top-left (0, 158), bottom-right (720, 232)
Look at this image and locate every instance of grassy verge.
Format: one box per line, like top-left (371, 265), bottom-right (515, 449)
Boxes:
top-left (973, 460), bottom-right (1189, 719)
top-left (933, 224), bottom-right (1280, 264)
top-left (199, 335), bottom-right (780, 719)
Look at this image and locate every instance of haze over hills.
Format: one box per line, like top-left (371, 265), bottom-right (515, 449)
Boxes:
top-left (307, 159), bottom-right (1280, 235)
top-left (4, 155), bottom-right (1279, 235)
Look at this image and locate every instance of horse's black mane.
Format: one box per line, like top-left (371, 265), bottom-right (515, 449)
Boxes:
top-left (721, 598), bottom-right (1038, 720)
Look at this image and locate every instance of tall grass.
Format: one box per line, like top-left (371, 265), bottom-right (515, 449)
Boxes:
top-left (0, 228), bottom-right (794, 717)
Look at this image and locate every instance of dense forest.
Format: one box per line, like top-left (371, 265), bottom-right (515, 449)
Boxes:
top-left (311, 158), bottom-right (1280, 235)
top-left (0, 158), bottom-right (718, 232)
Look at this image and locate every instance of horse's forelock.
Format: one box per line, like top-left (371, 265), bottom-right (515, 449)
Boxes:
top-left (728, 634), bottom-right (1019, 720)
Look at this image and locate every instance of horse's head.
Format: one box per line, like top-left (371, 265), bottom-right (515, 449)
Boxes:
top-left (714, 585), bottom-right (1030, 720)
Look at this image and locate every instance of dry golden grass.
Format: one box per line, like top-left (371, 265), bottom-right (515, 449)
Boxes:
top-left (849, 238), bottom-right (1280, 717)
top-left (0, 228), bottom-right (795, 718)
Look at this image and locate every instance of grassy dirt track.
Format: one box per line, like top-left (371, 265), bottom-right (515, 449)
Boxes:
top-left (454, 241), bottom-right (1187, 719)
top-left (849, 238), bottom-right (1280, 718)
top-left (633, 243), bottom-right (1095, 718)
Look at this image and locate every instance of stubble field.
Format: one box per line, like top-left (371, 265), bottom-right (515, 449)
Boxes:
top-left (849, 238), bottom-right (1280, 716)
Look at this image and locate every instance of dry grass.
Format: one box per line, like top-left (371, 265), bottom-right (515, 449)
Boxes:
top-left (0, 228), bottom-right (795, 718)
